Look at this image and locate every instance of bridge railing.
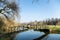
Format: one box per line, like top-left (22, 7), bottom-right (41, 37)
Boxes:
top-left (1, 25), bottom-right (49, 33)
top-left (1, 26), bottom-right (26, 33)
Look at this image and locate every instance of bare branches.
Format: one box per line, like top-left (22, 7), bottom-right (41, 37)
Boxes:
top-left (0, 0), bottom-right (19, 22)
top-left (7, 2), bottom-right (18, 16)
top-left (32, 0), bottom-right (39, 4)
top-left (32, 0), bottom-right (50, 4)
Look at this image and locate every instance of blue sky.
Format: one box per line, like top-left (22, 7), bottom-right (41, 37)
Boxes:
top-left (16, 0), bottom-right (60, 23)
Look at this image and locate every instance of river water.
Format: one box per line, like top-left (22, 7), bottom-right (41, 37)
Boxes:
top-left (14, 29), bottom-right (60, 40)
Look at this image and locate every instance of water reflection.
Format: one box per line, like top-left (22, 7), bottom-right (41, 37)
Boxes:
top-left (14, 29), bottom-right (44, 40)
top-left (14, 29), bottom-right (60, 40)
top-left (42, 34), bottom-right (60, 40)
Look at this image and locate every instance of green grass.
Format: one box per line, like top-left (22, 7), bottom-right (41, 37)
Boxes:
top-left (48, 25), bottom-right (60, 32)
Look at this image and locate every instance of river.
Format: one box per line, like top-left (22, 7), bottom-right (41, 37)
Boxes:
top-left (14, 29), bottom-right (60, 40)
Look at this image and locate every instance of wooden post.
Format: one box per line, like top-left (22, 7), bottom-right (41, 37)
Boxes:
top-left (17, 26), bottom-right (19, 31)
top-left (16, 27), bottom-right (17, 31)
top-left (23, 26), bottom-right (24, 30)
top-left (36, 25), bottom-right (37, 30)
top-left (7, 27), bottom-right (9, 33)
top-left (14, 26), bottom-right (16, 32)
top-left (10, 27), bottom-right (12, 32)
top-left (17, 26), bottom-right (18, 31)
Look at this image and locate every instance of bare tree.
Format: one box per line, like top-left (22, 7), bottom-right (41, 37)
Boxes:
top-left (0, 0), bottom-right (19, 32)
top-left (0, 0), bottom-right (19, 22)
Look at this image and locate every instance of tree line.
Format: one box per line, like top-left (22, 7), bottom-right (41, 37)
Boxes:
top-left (43, 18), bottom-right (60, 25)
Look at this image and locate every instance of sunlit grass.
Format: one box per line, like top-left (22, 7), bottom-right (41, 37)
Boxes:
top-left (48, 25), bottom-right (60, 32)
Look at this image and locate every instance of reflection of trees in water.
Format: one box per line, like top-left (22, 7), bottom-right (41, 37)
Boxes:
top-left (34, 29), bottom-right (50, 40)
top-left (42, 35), bottom-right (49, 40)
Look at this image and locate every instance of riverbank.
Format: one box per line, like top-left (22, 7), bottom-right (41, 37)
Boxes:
top-left (0, 25), bottom-right (60, 40)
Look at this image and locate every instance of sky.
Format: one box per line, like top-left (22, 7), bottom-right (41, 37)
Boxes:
top-left (16, 0), bottom-right (60, 23)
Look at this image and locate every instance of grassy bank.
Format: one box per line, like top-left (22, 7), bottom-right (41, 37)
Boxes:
top-left (48, 25), bottom-right (60, 33)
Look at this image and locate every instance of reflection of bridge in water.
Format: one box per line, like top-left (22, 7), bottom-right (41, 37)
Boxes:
top-left (34, 29), bottom-right (50, 40)
top-left (0, 26), bottom-right (50, 40)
